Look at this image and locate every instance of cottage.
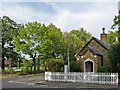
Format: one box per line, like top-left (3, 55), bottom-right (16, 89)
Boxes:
top-left (75, 28), bottom-right (111, 72)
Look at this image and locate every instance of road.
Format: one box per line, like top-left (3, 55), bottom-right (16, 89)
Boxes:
top-left (2, 73), bottom-right (45, 88)
top-left (2, 77), bottom-right (34, 88)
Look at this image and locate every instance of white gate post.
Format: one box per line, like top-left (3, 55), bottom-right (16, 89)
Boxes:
top-left (116, 73), bottom-right (118, 85)
top-left (74, 72), bottom-right (76, 83)
top-left (64, 65), bottom-right (68, 82)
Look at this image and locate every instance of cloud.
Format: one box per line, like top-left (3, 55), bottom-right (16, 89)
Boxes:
top-left (1, 2), bottom-right (118, 38)
top-left (51, 2), bottom-right (118, 37)
top-left (2, 3), bottom-right (55, 25)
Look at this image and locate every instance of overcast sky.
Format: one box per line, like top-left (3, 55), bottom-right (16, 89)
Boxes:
top-left (1, 2), bottom-right (118, 38)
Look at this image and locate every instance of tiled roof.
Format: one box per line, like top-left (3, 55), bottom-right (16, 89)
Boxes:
top-left (87, 45), bottom-right (103, 55)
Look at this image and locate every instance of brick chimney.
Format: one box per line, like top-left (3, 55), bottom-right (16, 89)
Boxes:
top-left (100, 28), bottom-right (107, 42)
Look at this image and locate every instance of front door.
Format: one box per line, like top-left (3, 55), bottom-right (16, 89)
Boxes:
top-left (85, 61), bottom-right (93, 72)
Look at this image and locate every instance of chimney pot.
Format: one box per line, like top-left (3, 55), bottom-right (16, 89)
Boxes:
top-left (102, 27), bottom-right (105, 34)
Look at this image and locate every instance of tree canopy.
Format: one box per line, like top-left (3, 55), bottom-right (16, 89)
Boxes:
top-left (1, 16), bottom-right (21, 72)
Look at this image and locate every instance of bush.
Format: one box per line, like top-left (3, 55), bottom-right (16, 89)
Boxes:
top-left (22, 67), bottom-right (31, 74)
top-left (45, 58), bottom-right (64, 72)
top-left (70, 60), bottom-right (81, 72)
top-left (21, 58), bottom-right (33, 74)
top-left (97, 66), bottom-right (111, 72)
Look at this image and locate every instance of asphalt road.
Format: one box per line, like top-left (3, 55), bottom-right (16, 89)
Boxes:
top-left (2, 77), bottom-right (34, 88)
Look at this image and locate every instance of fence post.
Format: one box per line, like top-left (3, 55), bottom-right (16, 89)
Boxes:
top-left (48, 72), bottom-right (51, 81)
top-left (45, 72), bottom-right (47, 80)
top-left (64, 65), bottom-right (68, 82)
top-left (73, 72), bottom-right (76, 83)
top-left (116, 73), bottom-right (118, 85)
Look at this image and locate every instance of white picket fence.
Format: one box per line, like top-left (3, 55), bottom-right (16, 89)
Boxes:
top-left (45, 72), bottom-right (118, 85)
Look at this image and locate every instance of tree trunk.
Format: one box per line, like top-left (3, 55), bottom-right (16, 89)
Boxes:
top-left (2, 54), bottom-right (5, 73)
top-left (30, 66), bottom-right (32, 72)
top-left (33, 52), bottom-right (37, 74)
top-left (37, 59), bottom-right (40, 73)
top-left (33, 58), bottom-right (36, 74)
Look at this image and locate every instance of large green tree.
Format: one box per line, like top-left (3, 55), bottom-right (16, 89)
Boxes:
top-left (1, 16), bottom-right (20, 72)
top-left (13, 22), bottom-right (67, 73)
top-left (47, 24), bottom-right (66, 59)
top-left (13, 22), bottom-right (49, 73)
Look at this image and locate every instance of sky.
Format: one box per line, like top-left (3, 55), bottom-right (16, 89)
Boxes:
top-left (1, 1), bottom-right (118, 38)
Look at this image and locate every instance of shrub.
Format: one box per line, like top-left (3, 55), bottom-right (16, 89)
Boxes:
top-left (70, 60), bottom-right (81, 72)
top-left (97, 66), bottom-right (111, 72)
top-left (21, 58), bottom-right (33, 74)
top-left (45, 58), bottom-right (64, 72)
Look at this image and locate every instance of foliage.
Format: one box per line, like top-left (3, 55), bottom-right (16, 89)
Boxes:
top-left (107, 30), bottom-right (118, 44)
top-left (111, 10), bottom-right (120, 43)
top-left (70, 60), bottom-right (81, 72)
top-left (45, 58), bottom-right (64, 72)
top-left (2, 16), bottom-right (92, 73)
top-left (21, 58), bottom-right (33, 74)
top-left (63, 28), bottom-right (92, 64)
top-left (97, 66), bottom-right (111, 72)
top-left (13, 22), bottom-right (67, 73)
top-left (108, 44), bottom-right (120, 74)
top-left (47, 24), bottom-right (66, 59)
top-left (13, 22), bottom-right (48, 73)
top-left (1, 16), bottom-right (21, 72)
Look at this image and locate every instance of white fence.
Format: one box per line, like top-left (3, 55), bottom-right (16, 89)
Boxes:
top-left (45, 72), bottom-right (118, 85)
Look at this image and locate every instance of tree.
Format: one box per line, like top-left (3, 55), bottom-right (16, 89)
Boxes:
top-left (1, 16), bottom-right (20, 72)
top-left (63, 28), bottom-right (92, 65)
top-left (47, 24), bottom-right (66, 59)
top-left (39, 24), bottom-right (66, 71)
top-left (111, 10), bottom-right (120, 43)
top-left (108, 10), bottom-right (120, 75)
top-left (108, 44), bottom-right (120, 73)
top-left (13, 22), bottom-right (49, 73)
top-left (107, 30), bottom-right (118, 44)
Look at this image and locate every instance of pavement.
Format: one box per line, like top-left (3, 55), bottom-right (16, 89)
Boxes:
top-left (1, 73), bottom-right (120, 89)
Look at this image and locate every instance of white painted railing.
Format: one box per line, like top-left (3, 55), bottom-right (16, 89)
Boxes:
top-left (45, 72), bottom-right (118, 85)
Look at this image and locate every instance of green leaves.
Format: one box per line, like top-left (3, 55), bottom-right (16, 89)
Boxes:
top-left (63, 28), bottom-right (92, 64)
top-left (2, 16), bottom-right (93, 72)
top-left (107, 31), bottom-right (118, 44)
top-left (108, 44), bottom-right (120, 73)
top-left (45, 58), bottom-right (64, 72)
top-left (112, 10), bottom-right (120, 43)
top-left (1, 16), bottom-right (20, 71)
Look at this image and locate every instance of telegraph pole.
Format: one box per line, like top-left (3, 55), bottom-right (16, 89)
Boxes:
top-left (67, 47), bottom-right (70, 72)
